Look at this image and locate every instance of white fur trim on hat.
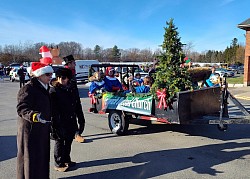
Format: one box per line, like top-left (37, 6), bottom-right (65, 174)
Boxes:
top-left (33, 66), bottom-right (54, 77)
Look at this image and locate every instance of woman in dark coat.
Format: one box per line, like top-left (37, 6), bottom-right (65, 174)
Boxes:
top-left (16, 62), bottom-right (54, 179)
top-left (50, 68), bottom-right (85, 172)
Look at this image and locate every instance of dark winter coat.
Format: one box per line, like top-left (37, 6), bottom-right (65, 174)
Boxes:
top-left (17, 68), bottom-right (26, 79)
top-left (49, 81), bottom-right (85, 140)
top-left (16, 77), bottom-right (51, 179)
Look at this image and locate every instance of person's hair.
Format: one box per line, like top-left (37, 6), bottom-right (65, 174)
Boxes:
top-left (143, 76), bottom-right (152, 86)
top-left (89, 71), bottom-right (103, 82)
top-left (55, 68), bottom-right (72, 82)
top-left (135, 73), bottom-right (141, 77)
top-left (93, 71), bottom-right (101, 80)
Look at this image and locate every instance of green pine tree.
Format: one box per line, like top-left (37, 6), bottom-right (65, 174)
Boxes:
top-left (94, 45), bottom-right (101, 59)
top-left (151, 18), bottom-right (193, 107)
top-left (111, 45), bottom-right (121, 61)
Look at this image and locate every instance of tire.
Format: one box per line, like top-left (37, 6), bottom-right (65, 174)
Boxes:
top-left (108, 110), bottom-right (129, 135)
top-left (11, 77), bottom-right (15, 82)
top-left (217, 124), bottom-right (228, 131)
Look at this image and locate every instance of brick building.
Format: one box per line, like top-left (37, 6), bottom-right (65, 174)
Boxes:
top-left (238, 18), bottom-right (250, 86)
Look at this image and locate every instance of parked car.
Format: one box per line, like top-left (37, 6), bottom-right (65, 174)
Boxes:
top-left (215, 68), bottom-right (234, 77)
top-left (226, 69), bottom-right (235, 77)
top-left (9, 66), bottom-right (20, 80)
top-left (9, 63), bottom-right (21, 68)
top-left (237, 66), bottom-right (244, 74)
top-left (11, 68), bottom-right (30, 82)
top-left (214, 68), bottom-right (225, 77)
top-left (228, 65), bottom-right (238, 73)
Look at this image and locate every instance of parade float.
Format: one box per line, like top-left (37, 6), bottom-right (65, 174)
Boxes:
top-left (88, 19), bottom-right (250, 135)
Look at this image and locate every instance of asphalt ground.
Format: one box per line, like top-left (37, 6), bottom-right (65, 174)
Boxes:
top-left (0, 77), bottom-right (250, 179)
top-left (229, 86), bottom-right (250, 101)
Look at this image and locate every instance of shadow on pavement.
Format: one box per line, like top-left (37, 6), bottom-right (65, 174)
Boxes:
top-left (83, 132), bottom-right (120, 143)
top-left (126, 122), bottom-right (250, 141)
top-left (78, 87), bottom-right (89, 98)
top-left (59, 142), bottom-right (250, 179)
top-left (0, 135), bottom-right (17, 162)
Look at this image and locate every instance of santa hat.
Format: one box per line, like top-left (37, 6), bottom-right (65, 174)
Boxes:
top-left (106, 67), bottom-right (115, 76)
top-left (39, 46), bottom-right (52, 58)
top-left (31, 62), bottom-right (54, 77)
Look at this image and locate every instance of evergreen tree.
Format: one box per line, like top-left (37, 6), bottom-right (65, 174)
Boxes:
top-left (94, 45), bottom-right (101, 60)
top-left (230, 38), bottom-right (238, 64)
top-left (151, 19), bottom-right (193, 107)
top-left (111, 45), bottom-right (121, 61)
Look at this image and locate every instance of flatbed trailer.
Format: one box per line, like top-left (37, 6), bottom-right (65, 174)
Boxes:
top-left (89, 64), bottom-right (250, 135)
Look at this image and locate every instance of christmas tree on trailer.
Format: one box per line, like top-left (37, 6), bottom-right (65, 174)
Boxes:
top-left (151, 18), bottom-right (193, 109)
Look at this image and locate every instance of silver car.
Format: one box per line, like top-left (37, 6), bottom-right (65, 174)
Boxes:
top-left (215, 68), bottom-right (234, 77)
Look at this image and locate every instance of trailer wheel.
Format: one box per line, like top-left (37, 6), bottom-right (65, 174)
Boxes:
top-left (108, 110), bottom-right (129, 135)
top-left (217, 124), bottom-right (228, 131)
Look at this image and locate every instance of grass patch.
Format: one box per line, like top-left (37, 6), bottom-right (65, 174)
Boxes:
top-left (226, 75), bottom-right (243, 84)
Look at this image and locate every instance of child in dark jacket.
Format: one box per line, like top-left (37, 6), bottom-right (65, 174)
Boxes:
top-left (50, 68), bottom-right (85, 172)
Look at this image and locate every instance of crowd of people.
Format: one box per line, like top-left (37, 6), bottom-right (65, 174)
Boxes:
top-left (14, 54), bottom-right (221, 178)
top-left (87, 66), bottom-right (154, 112)
top-left (16, 55), bottom-right (86, 178)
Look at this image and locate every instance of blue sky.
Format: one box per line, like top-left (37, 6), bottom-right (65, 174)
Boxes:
top-left (0, 0), bottom-right (249, 53)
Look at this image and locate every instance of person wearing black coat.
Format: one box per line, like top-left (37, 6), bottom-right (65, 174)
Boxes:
top-left (17, 66), bottom-right (26, 88)
top-left (16, 62), bottom-right (54, 179)
top-left (50, 68), bottom-right (85, 172)
top-left (63, 54), bottom-right (85, 143)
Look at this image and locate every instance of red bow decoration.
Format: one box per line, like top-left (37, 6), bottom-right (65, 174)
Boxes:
top-left (157, 88), bottom-right (167, 109)
top-left (88, 92), bottom-right (97, 104)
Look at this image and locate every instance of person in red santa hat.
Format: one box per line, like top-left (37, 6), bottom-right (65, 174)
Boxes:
top-left (39, 45), bottom-right (53, 65)
top-left (104, 67), bottom-right (122, 92)
top-left (16, 62), bottom-right (54, 179)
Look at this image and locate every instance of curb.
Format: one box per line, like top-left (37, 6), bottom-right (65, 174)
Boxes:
top-left (228, 83), bottom-right (245, 88)
top-left (234, 95), bottom-right (250, 101)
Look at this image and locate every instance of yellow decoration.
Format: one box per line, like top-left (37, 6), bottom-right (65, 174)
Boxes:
top-left (32, 113), bottom-right (39, 122)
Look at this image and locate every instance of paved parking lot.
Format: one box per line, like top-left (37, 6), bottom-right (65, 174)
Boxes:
top-left (0, 78), bottom-right (250, 179)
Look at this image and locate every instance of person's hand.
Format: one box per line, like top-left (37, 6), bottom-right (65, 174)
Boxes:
top-left (32, 113), bottom-right (48, 124)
